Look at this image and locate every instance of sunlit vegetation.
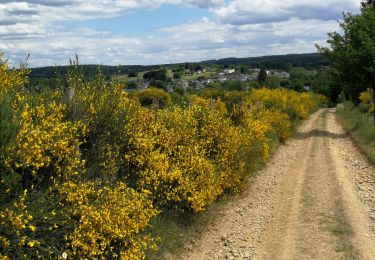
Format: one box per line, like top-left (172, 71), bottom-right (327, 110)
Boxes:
top-left (0, 55), bottom-right (321, 259)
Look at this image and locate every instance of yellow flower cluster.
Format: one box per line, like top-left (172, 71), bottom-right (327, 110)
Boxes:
top-left (5, 101), bottom-right (86, 179)
top-left (359, 89), bottom-right (374, 113)
top-left (245, 88), bottom-right (317, 120)
top-left (123, 105), bottom-right (243, 211)
top-left (0, 190), bottom-right (41, 258)
top-left (0, 54), bottom-right (29, 99)
top-left (59, 181), bottom-right (158, 259)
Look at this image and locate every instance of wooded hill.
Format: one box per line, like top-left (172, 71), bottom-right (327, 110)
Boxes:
top-left (201, 53), bottom-right (328, 68)
top-left (28, 53), bottom-right (327, 79)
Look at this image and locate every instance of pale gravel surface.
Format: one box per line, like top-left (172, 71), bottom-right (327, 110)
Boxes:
top-left (173, 108), bottom-right (375, 260)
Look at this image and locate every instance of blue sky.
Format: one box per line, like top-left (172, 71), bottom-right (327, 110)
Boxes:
top-left (0, 0), bottom-right (361, 67)
top-left (63, 4), bottom-right (212, 37)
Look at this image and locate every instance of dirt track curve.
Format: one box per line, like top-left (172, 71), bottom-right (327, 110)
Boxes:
top-left (179, 108), bottom-right (375, 260)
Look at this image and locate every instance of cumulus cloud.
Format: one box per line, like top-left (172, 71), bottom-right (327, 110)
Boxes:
top-left (180, 0), bottom-right (223, 8)
top-left (2, 16), bottom-right (338, 67)
top-left (213, 0), bottom-right (360, 25)
top-left (0, 0), bottom-right (361, 67)
top-left (160, 17), bottom-right (338, 53)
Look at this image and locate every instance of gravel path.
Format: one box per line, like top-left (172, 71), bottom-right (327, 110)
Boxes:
top-left (178, 108), bottom-right (375, 260)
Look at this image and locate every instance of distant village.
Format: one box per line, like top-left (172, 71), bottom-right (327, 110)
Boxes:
top-left (125, 67), bottom-right (291, 93)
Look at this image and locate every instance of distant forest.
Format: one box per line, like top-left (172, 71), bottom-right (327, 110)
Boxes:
top-left (201, 53), bottom-right (328, 68)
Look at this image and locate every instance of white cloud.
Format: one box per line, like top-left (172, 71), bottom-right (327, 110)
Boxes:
top-left (2, 16), bottom-right (339, 67)
top-left (159, 17), bottom-right (338, 53)
top-left (213, 0), bottom-right (360, 25)
top-left (0, 0), bottom-right (360, 67)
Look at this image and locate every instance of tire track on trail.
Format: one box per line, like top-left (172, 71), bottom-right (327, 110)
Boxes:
top-left (178, 109), bottom-right (375, 260)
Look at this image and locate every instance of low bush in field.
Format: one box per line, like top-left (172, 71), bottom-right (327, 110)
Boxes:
top-left (0, 56), bottom-right (320, 259)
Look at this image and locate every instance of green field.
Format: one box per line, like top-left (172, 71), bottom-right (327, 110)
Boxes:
top-left (111, 71), bottom-right (146, 82)
top-left (113, 69), bottom-right (217, 83)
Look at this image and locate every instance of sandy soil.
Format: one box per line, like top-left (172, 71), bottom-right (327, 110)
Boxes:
top-left (178, 108), bottom-right (375, 260)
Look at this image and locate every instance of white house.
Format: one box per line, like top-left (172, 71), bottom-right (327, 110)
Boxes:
top-left (223, 69), bottom-right (235, 74)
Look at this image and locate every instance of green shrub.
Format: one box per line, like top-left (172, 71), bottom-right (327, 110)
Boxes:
top-left (130, 87), bottom-right (172, 108)
top-left (0, 95), bottom-right (19, 149)
top-left (337, 90), bottom-right (347, 103)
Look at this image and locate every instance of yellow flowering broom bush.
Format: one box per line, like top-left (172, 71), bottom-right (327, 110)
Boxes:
top-left (121, 102), bottom-right (273, 211)
top-left (5, 101), bottom-right (86, 180)
top-left (0, 180), bottom-right (158, 259)
top-left (0, 57), bottom-right (159, 259)
top-left (245, 88), bottom-right (317, 120)
top-left (122, 105), bottom-right (224, 211)
top-left (0, 53), bottom-right (29, 99)
top-left (59, 181), bottom-right (158, 259)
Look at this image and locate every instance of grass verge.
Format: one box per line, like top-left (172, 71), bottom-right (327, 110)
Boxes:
top-left (332, 195), bottom-right (358, 260)
top-left (145, 200), bottom-right (227, 259)
top-left (336, 101), bottom-right (375, 164)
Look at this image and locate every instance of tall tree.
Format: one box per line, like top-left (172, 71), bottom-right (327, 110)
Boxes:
top-left (257, 68), bottom-right (267, 85)
top-left (317, 7), bottom-right (375, 123)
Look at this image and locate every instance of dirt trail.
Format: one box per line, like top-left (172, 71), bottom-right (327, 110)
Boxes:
top-left (180, 109), bottom-right (375, 260)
